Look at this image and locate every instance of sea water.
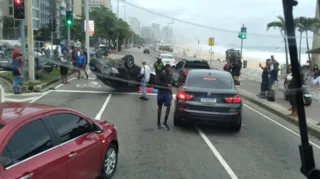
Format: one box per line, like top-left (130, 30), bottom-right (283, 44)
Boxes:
top-left (180, 44), bottom-right (310, 65)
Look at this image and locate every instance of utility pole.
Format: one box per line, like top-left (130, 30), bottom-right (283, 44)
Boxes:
top-left (124, 5), bottom-right (127, 21)
top-left (20, 21), bottom-right (26, 60)
top-left (67, 0), bottom-right (71, 45)
top-left (85, 0), bottom-right (90, 66)
top-left (27, 0), bottom-right (35, 81)
top-left (116, 0), bottom-right (120, 52)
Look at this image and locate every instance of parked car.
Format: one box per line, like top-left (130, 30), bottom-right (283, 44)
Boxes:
top-left (174, 69), bottom-right (242, 132)
top-left (0, 102), bottom-right (119, 179)
top-left (143, 48), bottom-right (150, 54)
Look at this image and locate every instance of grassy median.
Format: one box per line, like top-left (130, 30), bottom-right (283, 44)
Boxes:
top-left (0, 68), bottom-right (62, 86)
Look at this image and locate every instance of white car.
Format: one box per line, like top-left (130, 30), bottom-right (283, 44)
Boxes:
top-left (159, 54), bottom-right (176, 67)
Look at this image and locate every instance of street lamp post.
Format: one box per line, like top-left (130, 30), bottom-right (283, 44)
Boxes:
top-left (85, 0), bottom-right (90, 65)
top-left (27, 0), bottom-right (35, 81)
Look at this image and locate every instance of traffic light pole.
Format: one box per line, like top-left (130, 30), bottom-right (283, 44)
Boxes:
top-left (19, 20), bottom-right (26, 60)
top-left (84, 0), bottom-right (90, 66)
top-left (240, 38), bottom-right (243, 60)
top-left (67, 0), bottom-right (71, 46)
top-left (27, 0), bottom-right (35, 81)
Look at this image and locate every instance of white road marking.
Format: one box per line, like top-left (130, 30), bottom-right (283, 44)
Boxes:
top-left (243, 103), bottom-right (320, 150)
top-left (5, 92), bottom-right (42, 97)
top-left (197, 127), bottom-right (239, 179)
top-left (95, 94), bottom-right (112, 120)
top-left (30, 91), bottom-right (52, 103)
top-left (54, 84), bottom-right (64, 89)
top-left (5, 97), bottom-right (37, 102)
top-left (172, 94), bottom-right (238, 179)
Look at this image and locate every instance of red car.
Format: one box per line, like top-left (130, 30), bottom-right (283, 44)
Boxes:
top-left (0, 102), bottom-right (118, 179)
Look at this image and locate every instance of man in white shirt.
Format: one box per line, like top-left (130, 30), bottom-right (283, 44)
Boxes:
top-left (139, 60), bottom-right (151, 100)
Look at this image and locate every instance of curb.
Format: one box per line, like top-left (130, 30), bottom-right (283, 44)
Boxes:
top-left (238, 88), bottom-right (320, 139)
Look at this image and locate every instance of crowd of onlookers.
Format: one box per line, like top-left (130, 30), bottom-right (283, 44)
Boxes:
top-left (9, 44), bottom-right (90, 94)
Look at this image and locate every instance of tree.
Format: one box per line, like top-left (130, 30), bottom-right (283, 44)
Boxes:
top-left (89, 6), bottom-right (145, 51)
top-left (267, 16), bottom-right (289, 69)
top-left (295, 17), bottom-right (320, 68)
top-left (35, 27), bottom-right (51, 41)
top-left (295, 17), bottom-right (306, 64)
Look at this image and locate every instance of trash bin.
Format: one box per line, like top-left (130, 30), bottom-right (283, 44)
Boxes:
top-left (243, 60), bottom-right (247, 68)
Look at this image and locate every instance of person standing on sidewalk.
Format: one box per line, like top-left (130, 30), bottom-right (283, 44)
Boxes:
top-left (11, 53), bottom-right (23, 94)
top-left (71, 47), bottom-right (79, 76)
top-left (257, 59), bottom-right (271, 98)
top-left (156, 64), bottom-right (173, 130)
top-left (138, 60), bottom-right (151, 101)
top-left (60, 49), bottom-right (70, 84)
top-left (77, 50), bottom-right (89, 79)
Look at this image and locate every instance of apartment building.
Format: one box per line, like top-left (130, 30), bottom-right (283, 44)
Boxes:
top-left (129, 17), bottom-right (140, 36)
top-left (151, 23), bottom-right (160, 41)
top-left (88, 0), bottom-right (112, 8)
top-left (141, 26), bottom-right (152, 39)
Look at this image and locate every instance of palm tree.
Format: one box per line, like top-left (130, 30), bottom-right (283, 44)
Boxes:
top-left (267, 16), bottom-right (289, 68)
top-left (296, 17), bottom-right (320, 68)
top-left (295, 17), bottom-right (307, 64)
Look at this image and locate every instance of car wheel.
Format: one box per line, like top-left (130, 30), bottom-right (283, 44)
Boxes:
top-left (99, 143), bottom-right (118, 179)
top-left (174, 113), bottom-right (183, 127)
top-left (230, 116), bottom-right (242, 132)
top-left (123, 55), bottom-right (135, 70)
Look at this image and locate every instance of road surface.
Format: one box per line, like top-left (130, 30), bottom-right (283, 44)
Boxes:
top-left (32, 48), bottom-right (320, 179)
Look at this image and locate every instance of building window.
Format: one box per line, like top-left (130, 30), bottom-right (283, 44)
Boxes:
top-left (9, 7), bottom-right (13, 15)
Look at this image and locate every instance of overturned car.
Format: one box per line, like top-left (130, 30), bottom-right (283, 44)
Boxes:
top-left (89, 55), bottom-right (156, 90)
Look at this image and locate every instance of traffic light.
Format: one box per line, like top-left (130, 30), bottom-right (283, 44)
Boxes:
top-left (66, 11), bottom-right (73, 27)
top-left (13, 0), bottom-right (25, 19)
top-left (238, 33), bottom-right (246, 39)
top-left (238, 26), bottom-right (247, 39)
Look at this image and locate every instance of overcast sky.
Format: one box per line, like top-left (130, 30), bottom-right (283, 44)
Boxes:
top-left (111, 0), bottom-right (316, 49)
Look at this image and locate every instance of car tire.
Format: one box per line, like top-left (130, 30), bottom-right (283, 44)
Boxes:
top-left (173, 114), bottom-right (183, 127)
top-left (230, 117), bottom-right (242, 132)
top-left (98, 143), bottom-right (118, 179)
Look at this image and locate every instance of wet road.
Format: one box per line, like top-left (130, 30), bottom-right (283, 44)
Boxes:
top-left (33, 48), bottom-right (320, 179)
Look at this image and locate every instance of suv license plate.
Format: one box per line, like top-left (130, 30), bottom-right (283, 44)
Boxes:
top-left (201, 98), bottom-right (216, 103)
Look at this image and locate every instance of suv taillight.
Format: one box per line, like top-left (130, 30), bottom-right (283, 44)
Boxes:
top-left (225, 95), bottom-right (241, 103)
top-left (183, 70), bottom-right (189, 76)
top-left (177, 90), bottom-right (193, 100)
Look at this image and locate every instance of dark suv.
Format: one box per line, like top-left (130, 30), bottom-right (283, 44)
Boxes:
top-left (171, 59), bottom-right (211, 87)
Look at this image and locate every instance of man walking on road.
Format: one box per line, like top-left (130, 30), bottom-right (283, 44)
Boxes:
top-left (11, 53), bottom-right (23, 94)
top-left (139, 60), bottom-right (151, 101)
top-left (156, 64), bottom-right (173, 130)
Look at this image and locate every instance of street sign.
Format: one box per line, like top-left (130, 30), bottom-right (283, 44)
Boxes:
top-left (84, 20), bottom-right (95, 36)
top-left (208, 37), bottom-right (214, 46)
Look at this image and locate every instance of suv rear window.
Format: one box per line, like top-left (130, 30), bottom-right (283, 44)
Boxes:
top-left (186, 75), bottom-right (233, 89)
top-left (185, 61), bottom-right (210, 69)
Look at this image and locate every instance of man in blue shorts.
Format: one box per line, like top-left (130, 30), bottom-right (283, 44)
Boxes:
top-left (156, 64), bottom-right (173, 130)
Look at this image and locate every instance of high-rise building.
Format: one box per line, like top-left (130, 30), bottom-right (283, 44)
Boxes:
top-left (151, 23), bottom-right (160, 41)
top-left (88, 0), bottom-right (112, 9)
top-left (141, 26), bottom-right (152, 39)
top-left (129, 17), bottom-right (140, 35)
top-left (161, 26), bottom-right (173, 42)
top-left (40, 0), bottom-right (55, 28)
